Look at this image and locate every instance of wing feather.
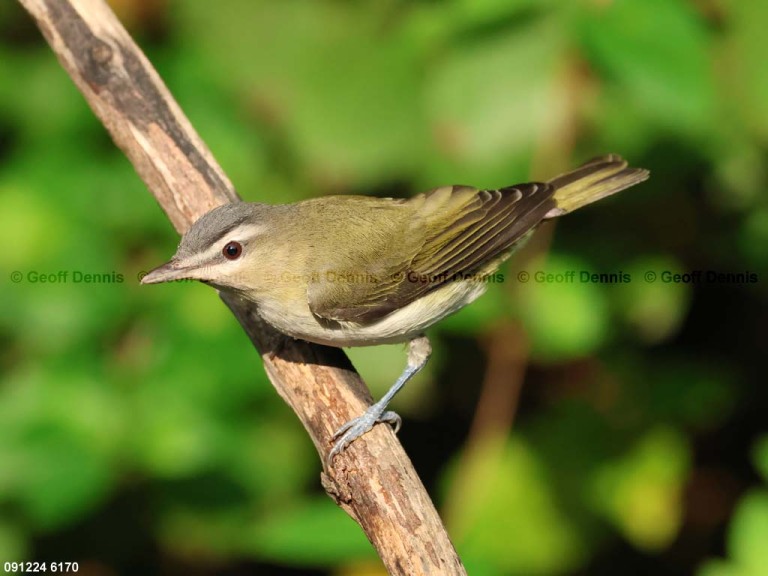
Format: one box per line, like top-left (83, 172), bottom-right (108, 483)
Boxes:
top-left (308, 182), bottom-right (556, 323)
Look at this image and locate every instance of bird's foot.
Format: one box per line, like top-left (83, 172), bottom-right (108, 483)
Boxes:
top-left (326, 335), bottom-right (430, 466)
top-left (328, 407), bottom-right (401, 463)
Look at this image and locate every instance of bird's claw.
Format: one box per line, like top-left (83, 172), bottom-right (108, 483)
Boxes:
top-left (327, 408), bottom-right (401, 463)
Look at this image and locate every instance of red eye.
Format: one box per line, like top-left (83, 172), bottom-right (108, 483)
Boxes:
top-left (223, 241), bottom-right (242, 260)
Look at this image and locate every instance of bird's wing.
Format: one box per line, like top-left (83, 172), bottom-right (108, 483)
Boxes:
top-left (307, 183), bottom-right (556, 323)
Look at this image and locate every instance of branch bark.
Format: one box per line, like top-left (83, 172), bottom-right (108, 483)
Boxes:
top-left (17, 0), bottom-right (466, 574)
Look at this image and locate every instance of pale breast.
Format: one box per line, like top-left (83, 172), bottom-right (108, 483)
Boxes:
top-left (256, 277), bottom-right (489, 347)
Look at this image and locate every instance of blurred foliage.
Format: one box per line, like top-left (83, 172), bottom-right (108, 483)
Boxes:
top-left (1, 0), bottom-right (766, 574)
top-left (699, 437), bottom-right (768, 576)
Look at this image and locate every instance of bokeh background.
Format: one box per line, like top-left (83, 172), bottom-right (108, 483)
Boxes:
top-left (1, 0), bottom-right (767, 574)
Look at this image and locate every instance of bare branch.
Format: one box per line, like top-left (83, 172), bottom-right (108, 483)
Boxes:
top-left (17, 0), bottom-right (466, 573)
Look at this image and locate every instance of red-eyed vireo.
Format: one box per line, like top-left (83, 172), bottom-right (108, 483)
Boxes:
top-left (142, 154), bottom-right (649, 460)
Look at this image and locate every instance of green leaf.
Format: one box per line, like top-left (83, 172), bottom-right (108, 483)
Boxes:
top-left (444, 435), bottom-right (585, 574)
top-left (0, 371), bottom-right (119, 529)
top-left (16, 427), bottom-right (114, 528)
top-left (0, 520), bottom-right (26, 561)
top-left (611, 256), bottom-right (691, 344)
top-left (720, 0), bottom-right (768, 141)
top-left (698, 489), bottom-right (768, 576)
top-left (698, 559), bottom-right (744, 576)
top-left (590, 427), bottom-right (690, 551)
top-left (0, 184), bottom-right (69, 272)
top-left (452, 0), bottom-right (555, 30)
top-left (516, 254), bottom-right (610, 362)
top-left (174, 0), bottom-right (425, 186)
top-left (427, 16), bottom-right (565, 166)
top-left (579, 0), bottom-right (715, 136)
top-left (729, 491), bottom-right (768, 572)
top-left (243, 498), bottom-right (374, 566)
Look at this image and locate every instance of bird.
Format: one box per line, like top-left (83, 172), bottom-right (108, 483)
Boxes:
top-left (141, 154), bottom-right (649, 461)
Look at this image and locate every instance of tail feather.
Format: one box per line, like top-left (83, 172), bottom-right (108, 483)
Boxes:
top-left (544, 154), bottom-right (649, 219)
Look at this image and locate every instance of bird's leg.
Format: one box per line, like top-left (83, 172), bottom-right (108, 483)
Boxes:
top-left (328, 335), bottom-right (432, 463)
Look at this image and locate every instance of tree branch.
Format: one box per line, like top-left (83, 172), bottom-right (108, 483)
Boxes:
top-left (18, 0), bottom-right (466, 573)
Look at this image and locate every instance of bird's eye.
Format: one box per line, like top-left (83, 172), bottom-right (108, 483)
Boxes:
top-left (222, 241), bottom-right (242, 260)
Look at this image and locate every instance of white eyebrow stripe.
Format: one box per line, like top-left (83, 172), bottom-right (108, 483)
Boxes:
top-left (225, 222), bottom-right (265, 241)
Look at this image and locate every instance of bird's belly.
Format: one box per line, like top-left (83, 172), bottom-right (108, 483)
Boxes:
top-left (257, 279), bottom-right (488, 347)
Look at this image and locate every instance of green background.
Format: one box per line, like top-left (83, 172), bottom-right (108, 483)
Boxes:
top-left (1, 0), bottom-right (767, 574)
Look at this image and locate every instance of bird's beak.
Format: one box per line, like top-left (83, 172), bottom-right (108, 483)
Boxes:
top-left (141, 258), bottom-right (197, 284)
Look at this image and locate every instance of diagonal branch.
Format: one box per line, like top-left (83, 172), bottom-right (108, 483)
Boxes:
top-left (17, 0), bottom-right (466, 573)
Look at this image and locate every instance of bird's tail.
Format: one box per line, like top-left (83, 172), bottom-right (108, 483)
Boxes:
top-left (544, 154), bottom-right (649, 219)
